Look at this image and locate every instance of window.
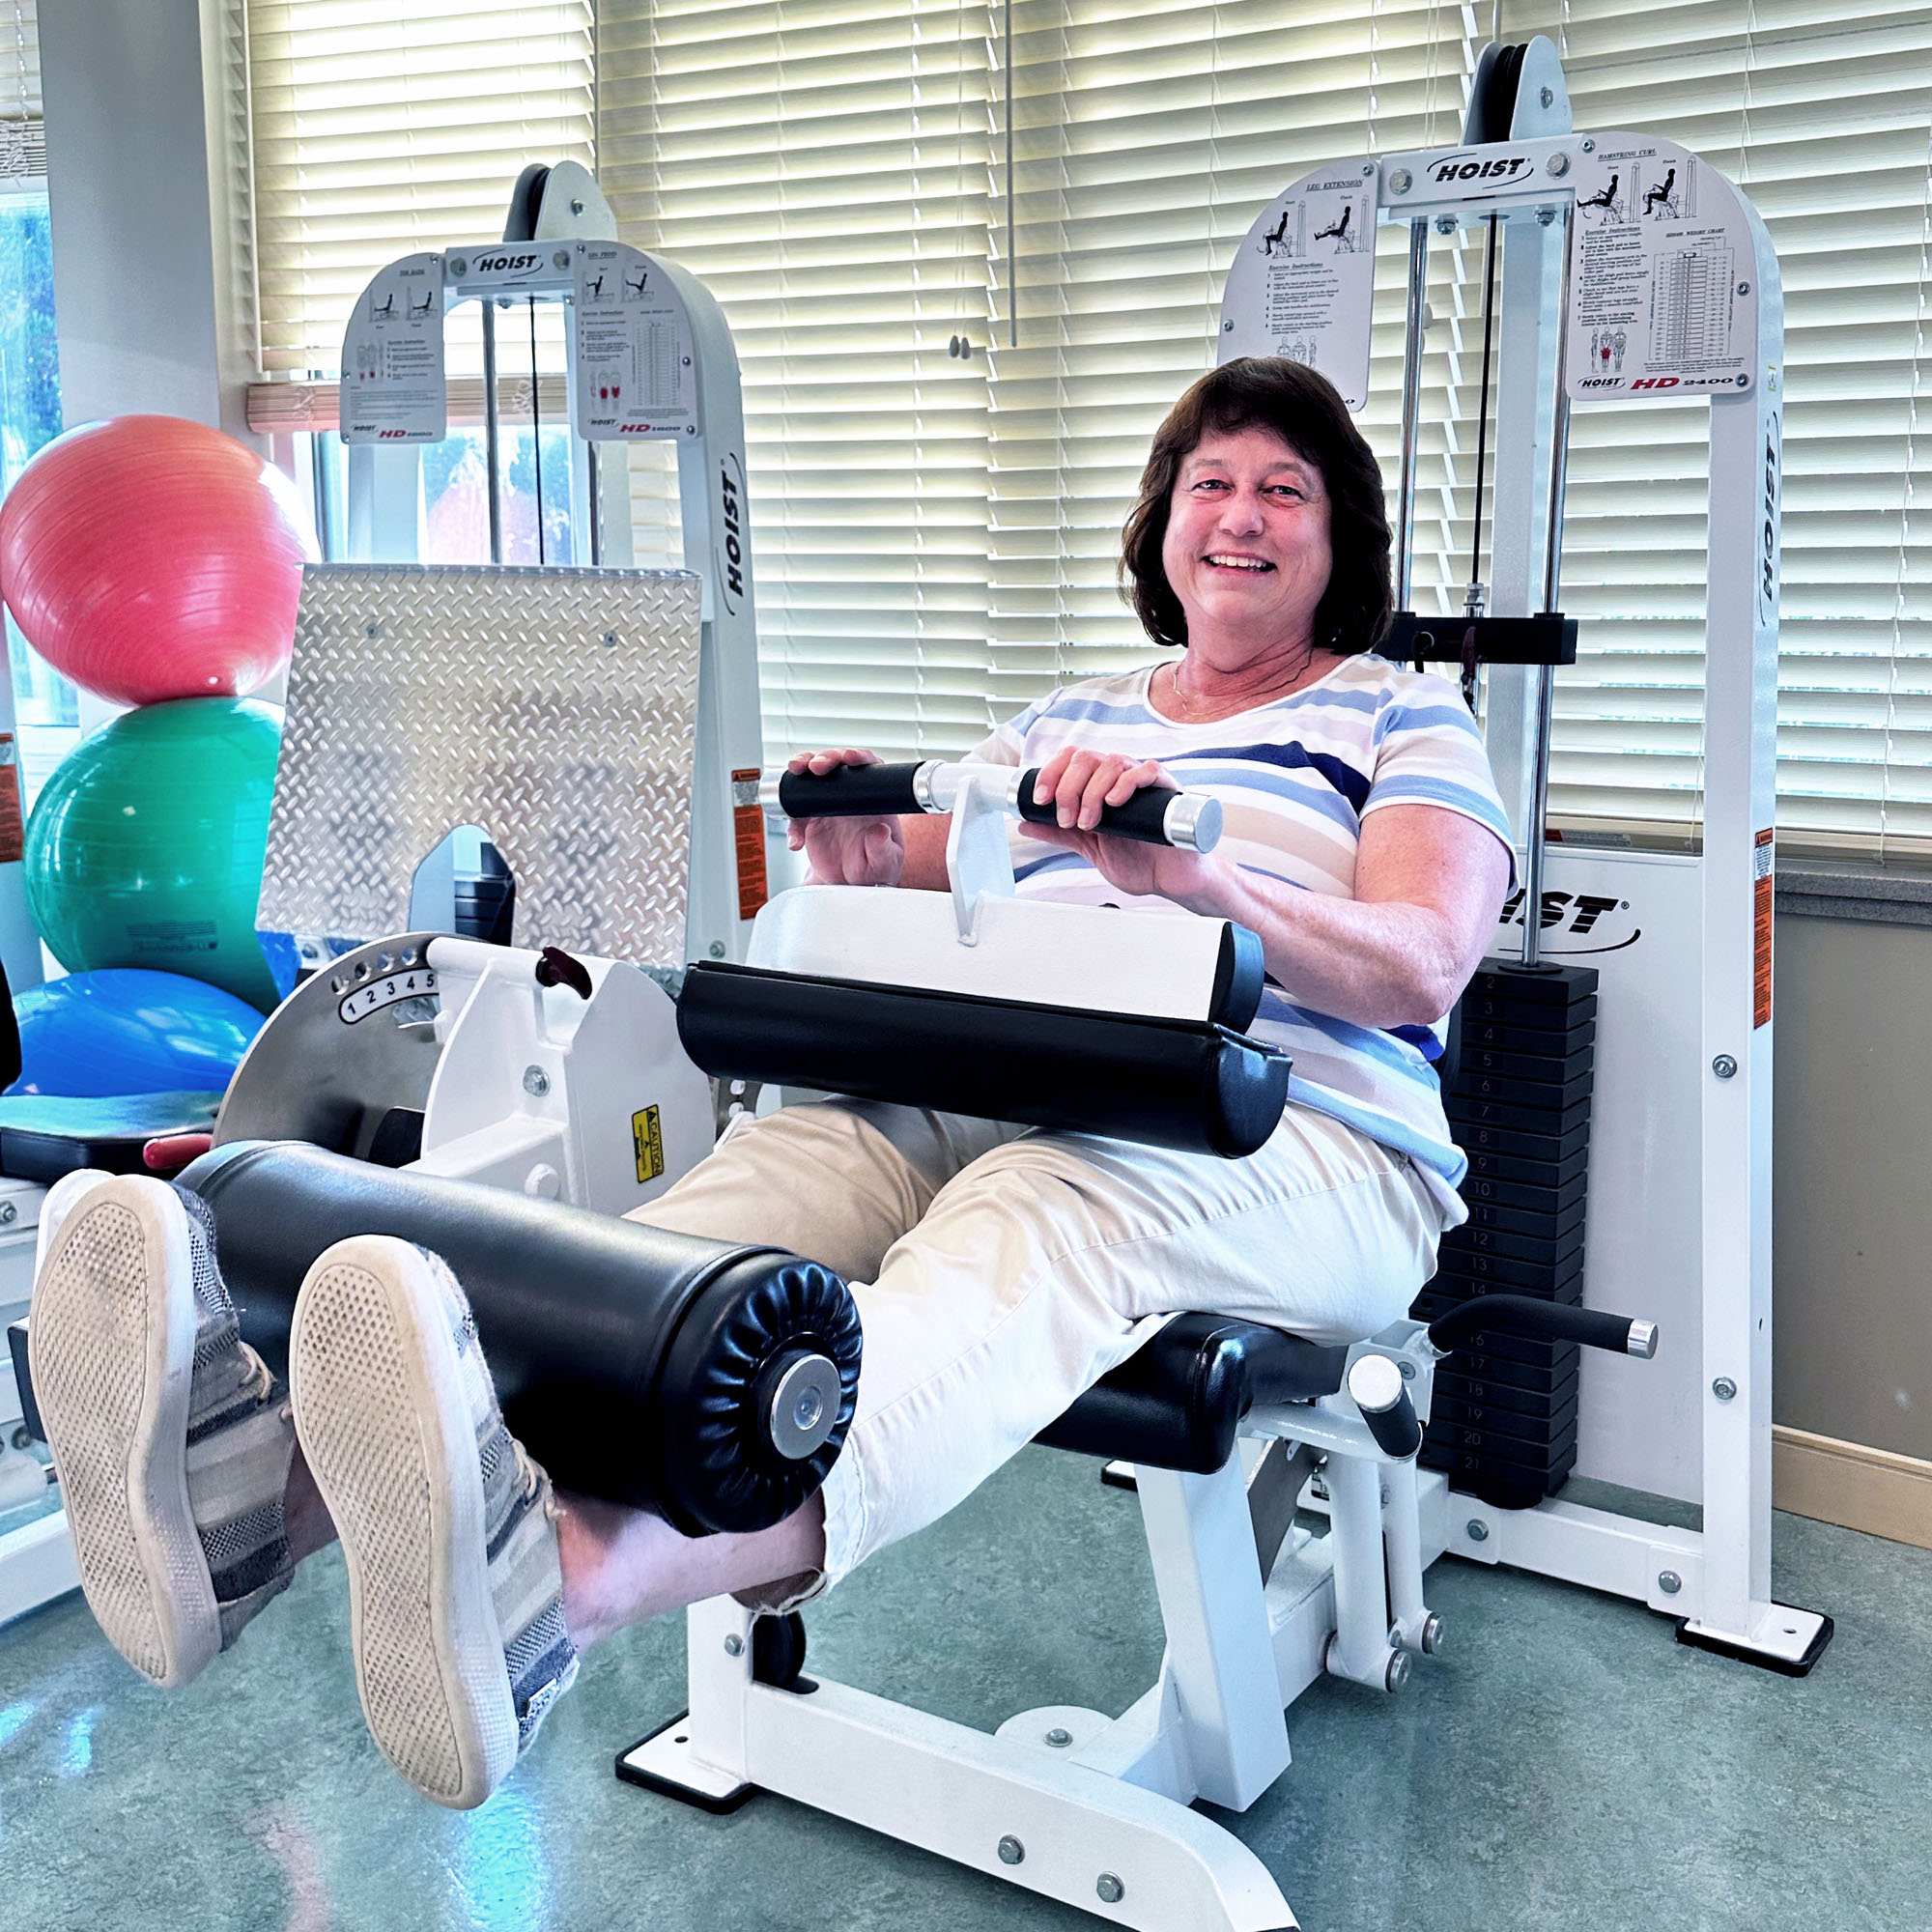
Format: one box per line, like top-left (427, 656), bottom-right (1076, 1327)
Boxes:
top-left (0, 0), bottom-right (73, 805)
top-left (991, 0), bottom-right (1485, 722)
top-left (244, 2), bottom-right (599, 561)
top-left (1513, 0), bottom-right (1932, 855)
top-left (247, 1), bottom-right (1931, 858)
top-left (245, 0), bottom-right (596, 380)
top-left (599, 0), bottom-right (995, 753)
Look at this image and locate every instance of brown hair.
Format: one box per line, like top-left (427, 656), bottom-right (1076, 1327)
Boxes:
top-left (1120, 356), bottom-right (1393, 653)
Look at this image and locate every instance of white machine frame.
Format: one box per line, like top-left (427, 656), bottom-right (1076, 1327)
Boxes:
top-left (1321, 55), bottom-right (1805, 1673)
top-left (625, 1364), bottom-right (1454, 1932)
top-left (0, 164), bottom-right (775, 1630)
top-left (1223, 37), bottom-right (1809, 1673)
top-left (337, 166), bottom-right (769, 969)
top-left (617, 42), bottom-right (1822, 1932)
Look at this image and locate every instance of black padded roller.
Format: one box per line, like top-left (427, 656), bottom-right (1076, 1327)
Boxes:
top-left (678, 963), bottom-right (1291, 1159)
top-left (177, 1141), bottom-right (862, 1538)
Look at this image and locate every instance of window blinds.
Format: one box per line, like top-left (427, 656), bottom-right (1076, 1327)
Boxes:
top-left (998, 0), bottom-right (1932, 854)
top-left (992, 0), bottom-right (1484, 726)
top-left (598, 0), bottom-right (995, 755)
top-left (1515, 0), bottom-right (1932, 854)
top-left (245, 0), bottom-right (595, 377)
top-left (0, 0), bottom-right (42, 181)
top-left (246, 0), bottom-right (1927, 854)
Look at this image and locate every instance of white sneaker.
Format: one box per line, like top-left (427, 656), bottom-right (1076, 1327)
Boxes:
top-left (289, 1236), bottom-right (578, 1810)
top-left (28, 1176), bottom-right (297, 1688)
top-left (35, 1166), bottom-right (115, 1277)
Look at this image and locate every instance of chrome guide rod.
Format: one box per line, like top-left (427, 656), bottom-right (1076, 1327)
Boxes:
top-left (1396, 216), bottom-right (1429, 611)
top-left (482, 299), bottom-right (503, 564)
top-left (1466, 208), bottom-right (1501, 617)
top-left (309, 433), bottom-right (338, 561)
top-left (1521, 199), bottom-right (1576, 971)
top-left (529, 296), bottom-right (546, 566)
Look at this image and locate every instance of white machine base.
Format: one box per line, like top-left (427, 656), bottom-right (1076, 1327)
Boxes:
top-left (622, 1662), bottom-right (1301, 1932)
top-left (620, 1711), bottom-right (758, 1812)
top-left (0, 1506), bottom-right (78, 1626)
top-left (619, 1368), bottom-right (1465, 1932)
top-left (1446, 1491), bottom-right (1833, 1675)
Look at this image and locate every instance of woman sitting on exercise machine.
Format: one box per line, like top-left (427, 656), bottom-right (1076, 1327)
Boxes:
top-left (29, 355), bottom-right (1514, 1811)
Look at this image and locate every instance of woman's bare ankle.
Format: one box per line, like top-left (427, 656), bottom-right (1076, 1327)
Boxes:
top-left (555, 1492), bottom-right (828, 1652)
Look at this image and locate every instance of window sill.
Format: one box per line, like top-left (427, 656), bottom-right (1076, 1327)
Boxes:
top-left (1776, 861), bottom-right (1932, 930)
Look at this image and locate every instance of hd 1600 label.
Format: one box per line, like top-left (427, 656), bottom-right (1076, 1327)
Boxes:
top-left (339, 967), bottom-right (438, 1023)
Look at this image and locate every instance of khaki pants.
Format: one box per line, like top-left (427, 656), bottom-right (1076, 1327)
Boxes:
top-left (626, 1098), bottom-right (1442, 1590)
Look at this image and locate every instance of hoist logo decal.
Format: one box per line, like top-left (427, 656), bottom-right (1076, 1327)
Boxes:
top-left (1497, 888), bottom-right (1641, 955)
top-left (1758, 418), bottom-right (1779, 624)
top-left (719, 453), bottom-right (747, 614)
top-left (1429, 153), bottom-right (1533, 186)
top-left (471, 252), bottom-right (542, 275)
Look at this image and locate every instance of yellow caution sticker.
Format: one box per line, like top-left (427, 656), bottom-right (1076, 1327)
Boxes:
top-left (632, 1104), bottom-right (666, 1183)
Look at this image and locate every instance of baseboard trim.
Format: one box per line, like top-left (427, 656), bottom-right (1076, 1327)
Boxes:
top-left (1773, 1426), bottom-right (1932, 1550)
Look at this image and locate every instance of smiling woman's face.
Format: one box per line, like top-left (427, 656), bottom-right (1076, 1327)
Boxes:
top-left (1158, 424), bottom-right (1333, 656)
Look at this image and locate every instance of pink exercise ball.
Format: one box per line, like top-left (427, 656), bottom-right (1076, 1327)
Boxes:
top-left (0, 415), bottom-right (315, 707)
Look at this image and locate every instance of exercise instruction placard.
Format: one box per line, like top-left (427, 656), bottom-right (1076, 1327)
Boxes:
top-left (339, 253), bottom-right (447, 442)
top-left (1566, 135), bottom-right (1758, 401)
top-left (1220, 165), bottom-right (1378, 412)
top-left (574, 242), bottom-right (696, 441)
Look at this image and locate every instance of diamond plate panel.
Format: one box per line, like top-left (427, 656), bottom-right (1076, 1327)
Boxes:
top-left (261, 564), bottom-right (702, 966)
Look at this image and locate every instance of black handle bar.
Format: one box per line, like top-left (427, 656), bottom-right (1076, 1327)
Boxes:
top-left (775, 759), bottom-right (1208, 850)
top-left (1426, 1294), bottom-right (1658, 1360)
top-left (774, 762), bottom-right (925, 818)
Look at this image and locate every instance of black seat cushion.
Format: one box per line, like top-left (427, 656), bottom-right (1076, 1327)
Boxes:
top-left (1034, 1314), bottom-right (1349, 1474)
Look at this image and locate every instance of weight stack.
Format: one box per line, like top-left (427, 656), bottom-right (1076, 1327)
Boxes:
top-left (1415, 958), bottom-right (1600, 1510)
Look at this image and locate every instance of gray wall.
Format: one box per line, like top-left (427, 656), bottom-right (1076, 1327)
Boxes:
top-left (39, 0), bottom-right (255, 440)
top-left (1774, 913), bottom-right (1932, 1461)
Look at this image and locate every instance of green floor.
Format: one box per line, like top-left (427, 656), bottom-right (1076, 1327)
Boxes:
top-left (1, 1448), bottom-right (1927, 1932)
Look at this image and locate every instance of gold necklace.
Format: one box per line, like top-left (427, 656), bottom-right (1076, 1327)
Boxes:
top-left (1164, 652), bottom-right (1316, 721)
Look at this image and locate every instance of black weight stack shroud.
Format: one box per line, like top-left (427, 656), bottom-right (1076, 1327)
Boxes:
top-left (1415, 957), bottom-right (1599, 1509)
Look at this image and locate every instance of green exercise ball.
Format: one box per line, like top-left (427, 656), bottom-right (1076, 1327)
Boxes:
top-left (24, 696), bottom-right (284, 1013)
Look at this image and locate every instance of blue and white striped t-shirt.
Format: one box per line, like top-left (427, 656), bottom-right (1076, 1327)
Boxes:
top-left (967, 653), bottom-right (1513, 1223)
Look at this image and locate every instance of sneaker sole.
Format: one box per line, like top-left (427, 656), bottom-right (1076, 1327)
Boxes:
top-left (290, 1237), bottom-right (518, 1809)
top-left (33, 1166), bottom-right (113, 1280)
top-left (28, 1179), bottom-right (220, 1688)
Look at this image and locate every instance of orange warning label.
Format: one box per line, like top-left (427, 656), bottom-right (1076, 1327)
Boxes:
top-left (0, 735), bottom-right (22, 867)
top-left (1753, 829), bottom-right (1774, 1029)
top-left (731, 767), bottom-right (769, 923)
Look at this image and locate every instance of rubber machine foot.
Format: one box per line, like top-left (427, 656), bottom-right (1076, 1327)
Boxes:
top-left (1674, 1610), bottom-right (1834, 1678)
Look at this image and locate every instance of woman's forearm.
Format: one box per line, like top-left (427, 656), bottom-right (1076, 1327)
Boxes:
top-left (895, 811), bottom-right (953, 892)
top-left (1176, 861), bottom-right (1477, 1028)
